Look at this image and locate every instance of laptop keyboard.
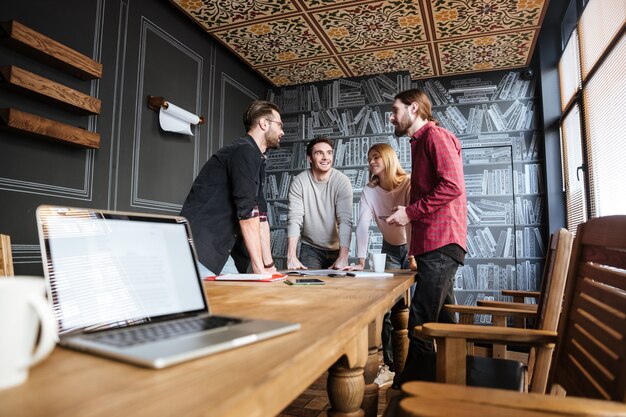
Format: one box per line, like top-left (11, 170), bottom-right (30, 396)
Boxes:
top-left (84, 316), bottom-right (243, 348)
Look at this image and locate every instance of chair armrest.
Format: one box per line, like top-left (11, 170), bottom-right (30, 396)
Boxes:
top-left (476, 300), bottom-right (538, 312)
top-left (444, 304), bottom-right (537, 319)
top-left (414, 324), bottom-right (556, 386)
top-left (417, 323), bottom-right (557, 345)
top-left (500, 290), bottom-right (540, 299)
top-left (401, 382), bottom-right (626, 416)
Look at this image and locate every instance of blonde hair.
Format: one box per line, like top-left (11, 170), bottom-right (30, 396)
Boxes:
top-left (367, 143), bottom-right (408, 189)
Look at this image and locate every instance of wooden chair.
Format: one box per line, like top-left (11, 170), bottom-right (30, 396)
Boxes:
top-left (398, 215), bottom-right (626, 417)
top-left (0, 234), bottom-right (14, 276)
top-left (443, 229), bottom-right (573, 392)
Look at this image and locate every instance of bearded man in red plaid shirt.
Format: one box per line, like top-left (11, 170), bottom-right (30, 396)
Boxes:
top-left (386, 89), bottom-right (467, 384)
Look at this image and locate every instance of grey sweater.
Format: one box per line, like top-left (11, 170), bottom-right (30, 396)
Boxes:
top-left (287, 169), bottom-right (353, 250)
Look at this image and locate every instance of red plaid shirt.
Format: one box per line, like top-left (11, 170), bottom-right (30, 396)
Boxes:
top-left (405, 122), bottom-right (467, 256)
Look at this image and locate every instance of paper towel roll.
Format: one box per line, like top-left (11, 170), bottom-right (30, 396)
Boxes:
top-left (159, 102), bottom-right (200, 135)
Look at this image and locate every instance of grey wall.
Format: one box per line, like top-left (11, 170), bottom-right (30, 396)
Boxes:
top-left (535, 0), bottom-right (569, 234)
top-left (0, 0), bottom-right (269, 274)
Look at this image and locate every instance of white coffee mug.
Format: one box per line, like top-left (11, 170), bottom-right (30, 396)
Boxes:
top-left (369, 253), bottom-right (387, 273)
top-left (0, 277), bottom-right (58, 390)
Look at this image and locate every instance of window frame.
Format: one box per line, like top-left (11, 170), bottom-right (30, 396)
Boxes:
top-left (558, 0), bottom-right (626, 228)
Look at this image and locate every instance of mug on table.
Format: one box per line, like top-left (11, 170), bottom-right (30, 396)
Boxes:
top-left (368, 253), bottom-right (387, 273)
top-left (0, 276), bottom-right (57, 390)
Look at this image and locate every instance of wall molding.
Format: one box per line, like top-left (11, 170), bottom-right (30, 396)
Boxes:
top-left (130, 16), bottom-right (203, 213)
top-left (0, 0), bottom-right (104, 201)
top-left (218, 72), bottom-right (258, 148)
top-left (205, 45), bottom-right (216, 164)
top-left (108, 0), bottom-right (129, 210)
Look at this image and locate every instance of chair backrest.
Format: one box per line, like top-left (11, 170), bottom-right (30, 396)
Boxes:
top-left (528, 228), bottom-right (573, 392)
top-left (535, 228), bottom-right (574, 332)
top-left (549, 215), bottom-right (626, 401)
top-left (0, 234), bottom-right (14, 276)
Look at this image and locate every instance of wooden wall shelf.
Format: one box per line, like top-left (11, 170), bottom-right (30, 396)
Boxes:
top-left (0, 65), bottom-right (101, 114)
top-left (0, 107), bottom-right (100, 149)
top-left (0, 20), bottom-right (102, 80)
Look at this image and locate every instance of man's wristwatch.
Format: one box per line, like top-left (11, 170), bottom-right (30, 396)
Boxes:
top-left (264, 261), bottom-right (275, 269)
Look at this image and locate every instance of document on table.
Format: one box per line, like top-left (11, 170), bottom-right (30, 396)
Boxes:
top-left (204, 273), bottom-right (287, 282)
top-left (284, 269), bottom-right (347, 276)
top-left (283, 269), bottom-right (393, 278)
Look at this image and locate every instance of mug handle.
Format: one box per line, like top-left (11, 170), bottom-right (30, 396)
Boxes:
top-left (25, 294), bottom-right (58, 366)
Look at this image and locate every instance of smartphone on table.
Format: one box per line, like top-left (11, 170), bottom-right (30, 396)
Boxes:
top-left (284, 278), bottom-right (326, 285)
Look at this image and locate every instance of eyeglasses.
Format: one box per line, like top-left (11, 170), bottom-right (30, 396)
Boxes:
top-left (265, 119), bottom-right (283, 129)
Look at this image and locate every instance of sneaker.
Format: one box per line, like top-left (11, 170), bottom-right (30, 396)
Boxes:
top-left (374, 364), bottom-right (395, 388)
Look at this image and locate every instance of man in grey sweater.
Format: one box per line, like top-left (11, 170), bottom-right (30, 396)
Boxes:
top-left (287, 137), bottom-right (353, 269)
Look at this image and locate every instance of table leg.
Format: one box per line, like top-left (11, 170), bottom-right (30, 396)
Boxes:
top-left (390, 289), bottom-right (410, 375)
top-left (328, 327), bottom-right (368, 417)
top-left (361, 319), bottom-right (382, 417)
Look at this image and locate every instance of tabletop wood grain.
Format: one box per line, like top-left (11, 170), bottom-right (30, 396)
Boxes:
top-left (0, 272), bottom-right (414, 417)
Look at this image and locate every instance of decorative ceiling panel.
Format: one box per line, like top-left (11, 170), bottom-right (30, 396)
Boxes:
top-left (429, 0), bottom-right (546, 39)
top-left (171, 0), bottom-right (549, 86)
top-left (258, 58), bottom-right (348, 86)
top-left (176, 1), bottom-right (299, 29)
top-left (437, 30), bottom-right (536, 74)
top-left (343, 44), bottom-right (434, 79)
top-left (214, 16), bottom-right (331, 66)
top-left (312, 0), bottom-right (427, 52)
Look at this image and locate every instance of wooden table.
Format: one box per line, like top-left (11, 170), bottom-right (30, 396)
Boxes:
top-left (0, 272), bottom-right (415, 417)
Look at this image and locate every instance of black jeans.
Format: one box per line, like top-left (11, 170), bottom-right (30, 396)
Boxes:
top-left (299, 242), bottom-right (339, 269)
top-left (396, 249), bottom-right (459, 384)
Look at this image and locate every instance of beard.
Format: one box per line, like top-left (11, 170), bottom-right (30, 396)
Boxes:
top-left (265, 132), bottom-right (281, 149)
top-left (393, 113), bottom-right (412, 137)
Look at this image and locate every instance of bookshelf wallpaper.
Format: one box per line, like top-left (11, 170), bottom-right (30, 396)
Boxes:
top-left (170, 0), bottom-right (548, 86)
top-left (266, 69), bottom-right (545, 312)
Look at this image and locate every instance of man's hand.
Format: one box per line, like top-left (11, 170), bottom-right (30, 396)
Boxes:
top-left (330, 254), bottom-right (349, 269)
top-left (409, 256), bottom-right (417, 271)
top-left (288, 257), bottom-right (307, 270)
top-left (331, 246), bottom-right (350, 270)
top-left (341, 258), bottom-right (365, 271)
top-left (387, 206), bottom-right (410, 226)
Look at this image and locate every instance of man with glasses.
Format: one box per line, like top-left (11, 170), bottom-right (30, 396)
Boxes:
top-left (181, 100), bottom-right (283, 276)
top-left (287, 137), bottom-right (353, 270)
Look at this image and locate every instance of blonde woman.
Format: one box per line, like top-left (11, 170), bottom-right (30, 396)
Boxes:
top-left (347, 143), bottom-right (415, 387)
top-left (350, 143), bottom-right (413, 271)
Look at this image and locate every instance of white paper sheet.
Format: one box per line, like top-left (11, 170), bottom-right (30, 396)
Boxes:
top-left (159, 102), bottom-right (200, 135)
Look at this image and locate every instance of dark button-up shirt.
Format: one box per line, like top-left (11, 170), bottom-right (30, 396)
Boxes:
top-left (405, 122), bottom-right (467, 256)
top-left (180, 135), bottom-right (267, 273)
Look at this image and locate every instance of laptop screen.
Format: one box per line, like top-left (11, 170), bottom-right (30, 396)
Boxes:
top-left (37, 206), bottom-right (208, 334)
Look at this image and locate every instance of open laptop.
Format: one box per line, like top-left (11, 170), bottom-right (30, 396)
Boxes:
top-left (36, 205), bottom-right (299, 369)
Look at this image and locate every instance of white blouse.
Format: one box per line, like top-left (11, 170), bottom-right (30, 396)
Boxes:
top-left (355, 176), bottom-right (411, 259)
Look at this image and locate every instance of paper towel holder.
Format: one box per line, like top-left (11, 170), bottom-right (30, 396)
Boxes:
top-left (147, 96), bottom-right (205, 124)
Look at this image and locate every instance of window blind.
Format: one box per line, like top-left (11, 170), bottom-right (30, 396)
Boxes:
top-left (578, 0), bottom-right (626, 80)
top-left (559, 29), bottom-right (580, 112)
top-left (583, 33), bottom-right (626, 216)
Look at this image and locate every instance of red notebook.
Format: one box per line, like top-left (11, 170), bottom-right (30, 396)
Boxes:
top-left (204, 273), bottom-right (287, 282)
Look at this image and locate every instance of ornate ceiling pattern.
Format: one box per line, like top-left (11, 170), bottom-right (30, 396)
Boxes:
top-left (171, 0), bottom-right (548, 86)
